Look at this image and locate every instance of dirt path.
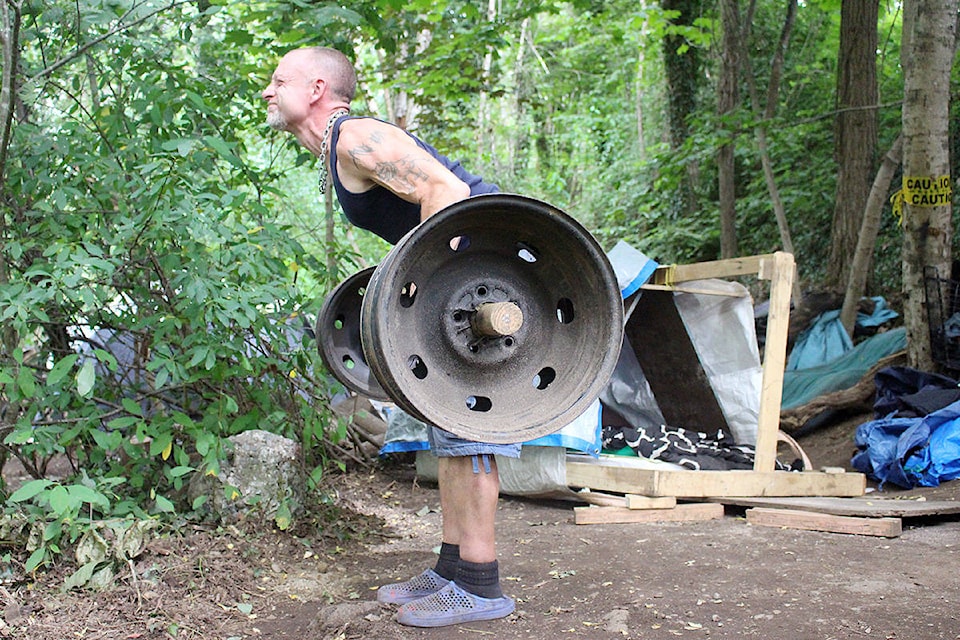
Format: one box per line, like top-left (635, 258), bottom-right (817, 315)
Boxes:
top-left (259, 467), bottom-right (960, 640)
top-left (7, 416), bottom-right (960, 640)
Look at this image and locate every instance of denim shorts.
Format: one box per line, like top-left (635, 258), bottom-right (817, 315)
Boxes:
top-left (427, 426), bottom-right (522, 459)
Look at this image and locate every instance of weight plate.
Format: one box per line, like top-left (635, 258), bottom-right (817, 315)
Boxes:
top-left (316, 266), bottom-right (390, 401)
top-left (361, 193), bottom-right (624, 443)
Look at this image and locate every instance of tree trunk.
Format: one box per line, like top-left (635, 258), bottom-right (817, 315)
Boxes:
top-left (0, 1), bottom-right (22, 360)
top-left (662, 0), bottom-right (702, 216)
top-left (324, 187), bottom-right (336, 284)
top-left (476, 0), bottom-right (498, 158)
top-left (827, 0), bottom-right (879, 290)
top-left (634, 2), bottom-right (649, 164)
top-left (900, 0), bottom-right (956, 371)
top-left (742, 0), bottom-right (802, 302)
top-left (839, 135), bottom-right (903, 335)
top-left (509, 18), bottom-right (530, 176)
top-left (717, 0), bottom-right (741, 258)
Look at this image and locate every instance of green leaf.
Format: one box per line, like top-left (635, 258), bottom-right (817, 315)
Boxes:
top-left (105, 416), bottom-right (141, 430)
top-left (154, 367), bottom-right (169, 390)
top-left (64, 561), bottom-right (99, 590)
top-left (169, 465), bottom-right (194, 479)
top-left (67, 485), bottom-right (111, 510)
top-left (204, 136), bottom-right (242, 168)
top-left (150, 432), bottom-right (173, 459)
top-left (121, 398), bottom-right (143, 416)
top-left (188, 347), bottom-right (209, 368)
top-left (16, 366), bottom-right (36, 398)
top-left (92, 428), bottom-right (123, 451)
top-left (153, 494), bottom-right (175, 513)
top-left (9, 479), bottom-right (53, 502)
top-left (47, 354), bottom-right (79, 386)
top-left (275, 502), bottom-right (292, 531)
top-left (25, 548), bottom-right (47, 573)
top-left (76, 359), bottom-right (96, 397)
top-left (195, 431), bottom-right (215, 457)
top-left (48, 484), bottom-right (74, 516)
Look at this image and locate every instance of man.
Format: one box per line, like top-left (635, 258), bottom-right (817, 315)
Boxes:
top-left (263, 46), bottom-right (518, 628)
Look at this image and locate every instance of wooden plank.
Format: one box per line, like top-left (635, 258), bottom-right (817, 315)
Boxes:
top-left (711, 496), bottom-right (960, 518)
top-left (565, 462), bottom-right (866, 498)
top-left (754, 251), bottom-right (794, 472)
top-left (640, 284), bottom-right (749, 297)
top-left (575, 491), bottom-right (627, 508)
top-left (574, 502), bottom-right (724, 525)
top-left (746, 507), bottom-right (902, 538)
top-left (627, 495), bottom-right (677, 510)
top-left (651, 255), bottom-right (772, 285)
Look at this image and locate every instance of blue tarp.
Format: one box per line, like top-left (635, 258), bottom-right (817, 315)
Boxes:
top-left (786, 297), bottom-right (899, 371)
top-left (780, 327), bottom-right (906, 410)
top-left (852, 398), bottom-right (960, 488)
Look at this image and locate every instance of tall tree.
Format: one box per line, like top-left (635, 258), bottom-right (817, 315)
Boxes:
top-left (662, 0), bottom-right (703, 216)
top-left (742, 0), bottom-right (801, 300)
top-left (900, 0), bottom-right (956, 370)
top-left (717, 0), bottom-right (741, 258)
top-left (826, 0), bottom-right (879, 291)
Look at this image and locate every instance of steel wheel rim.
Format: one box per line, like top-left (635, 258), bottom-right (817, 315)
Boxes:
top-left (361, 194), bottom-right (623, 443)
top-left (316, 266), bottom-right (390, 401)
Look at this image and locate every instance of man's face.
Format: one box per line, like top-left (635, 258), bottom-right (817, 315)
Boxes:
top-left (263, 52), bottom-right (315, 132)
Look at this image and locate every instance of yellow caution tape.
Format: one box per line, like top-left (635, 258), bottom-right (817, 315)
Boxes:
top-left (902, 175), bottom-right (953, 207)
top-left (890, 175), bottom-right (952, 226)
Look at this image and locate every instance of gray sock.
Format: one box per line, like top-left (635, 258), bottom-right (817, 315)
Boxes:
top-left (455, 559), bottom-right (503, 599)
top-left (434, 542), bottom-right (460, 581)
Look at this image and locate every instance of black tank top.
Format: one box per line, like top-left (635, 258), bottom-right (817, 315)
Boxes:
top-left (329, 116), bottom-right (498, 245)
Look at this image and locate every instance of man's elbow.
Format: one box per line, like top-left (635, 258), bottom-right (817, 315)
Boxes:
top-left (449, 179), bottom-right (471, 202)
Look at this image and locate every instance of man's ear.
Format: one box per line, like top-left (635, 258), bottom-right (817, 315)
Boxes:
top-left (311, 78), bottom-right (326, 103)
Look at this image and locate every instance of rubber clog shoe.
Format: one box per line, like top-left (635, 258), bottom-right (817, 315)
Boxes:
top-left (376, 569), bottom-right (450, 605)
top-left (396, 582), bottom-right (515, 627)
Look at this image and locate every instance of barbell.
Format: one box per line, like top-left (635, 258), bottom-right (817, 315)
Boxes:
top-left (316, 194), bottom-right (624, 444)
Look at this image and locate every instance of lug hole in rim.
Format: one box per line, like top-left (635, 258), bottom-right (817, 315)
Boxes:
top-left (407, 355), bottom-right (428, 379)
top-left (516, 242), bottom-right (540, 263)
top-left (449, 235), bottom-right (471, 252)
top-left (533, 367), bottom-right (556, 390)
top-left (466, 395), bottom-right (492, 412)
top-left (401, 281), bottom-right (418, 308)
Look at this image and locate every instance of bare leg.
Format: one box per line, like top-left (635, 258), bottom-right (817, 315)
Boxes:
top-left (395, 454), bottom-right (515, 626)
top-left (437, 455), bottom-right (499, 563)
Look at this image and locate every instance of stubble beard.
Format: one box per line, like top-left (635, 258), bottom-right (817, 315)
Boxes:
top-left (266, 107), bottom-right (287, 131)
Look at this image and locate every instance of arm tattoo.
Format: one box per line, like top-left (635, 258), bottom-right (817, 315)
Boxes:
top-left (345, 130), bottom-right (430, 192)
top-left (347, 142), bottom-right (374, 166)
top-left (374, 156), bottom-right (430, 191)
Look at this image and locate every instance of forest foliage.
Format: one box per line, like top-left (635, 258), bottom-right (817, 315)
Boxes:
top-left (0, 0), bottom-right (956, 578)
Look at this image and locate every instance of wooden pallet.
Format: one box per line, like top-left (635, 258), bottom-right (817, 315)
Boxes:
top-left (569, 252), bottom-right (867, 501)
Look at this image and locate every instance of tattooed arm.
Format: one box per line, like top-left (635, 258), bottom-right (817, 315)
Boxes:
top-left (333, 118), bottom-right (470, 221)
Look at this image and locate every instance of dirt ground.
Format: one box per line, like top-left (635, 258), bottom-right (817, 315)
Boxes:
top-left (4, 411), bottom-right (960, 640)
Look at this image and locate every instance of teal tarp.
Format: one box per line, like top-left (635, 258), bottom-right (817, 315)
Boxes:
top-left (780, 327), bottom-right (907, 410)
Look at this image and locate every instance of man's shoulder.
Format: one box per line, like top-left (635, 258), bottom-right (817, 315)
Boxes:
top-left (338, 117), bottom-right (422, 157)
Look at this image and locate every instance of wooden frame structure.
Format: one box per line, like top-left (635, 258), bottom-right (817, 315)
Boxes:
top-left (566, 252), bottom-right (866, 499)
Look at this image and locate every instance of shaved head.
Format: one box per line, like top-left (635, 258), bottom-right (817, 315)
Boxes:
top-left (296, 46), bottom-right (357, 103)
